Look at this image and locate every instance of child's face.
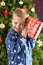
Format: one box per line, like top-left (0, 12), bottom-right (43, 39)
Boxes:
top-left (12, 15), bottom-right (25, 34)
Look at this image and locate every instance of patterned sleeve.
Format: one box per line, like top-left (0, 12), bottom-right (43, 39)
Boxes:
top-left (5, 32), bottom-right (18, 56)
top-left (26, 36), bottom-right (37, 49)
top-left (30, 38), bottom-right (37, 49)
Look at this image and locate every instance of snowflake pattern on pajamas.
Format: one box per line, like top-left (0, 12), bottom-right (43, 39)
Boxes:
top-left (5, 28), bottom-right (36, 65)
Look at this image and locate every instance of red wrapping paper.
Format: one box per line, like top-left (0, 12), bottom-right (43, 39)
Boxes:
top-left (25, 16), bottom-right (43, 38)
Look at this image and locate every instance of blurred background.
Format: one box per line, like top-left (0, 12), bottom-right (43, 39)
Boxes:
top-left (33, 0), bottom-right (43, 33)
top-left (0, 0), bottom-right (43, 65)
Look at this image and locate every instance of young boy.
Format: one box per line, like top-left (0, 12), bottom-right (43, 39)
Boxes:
top-left (5, 8), bottom-right (36, 65)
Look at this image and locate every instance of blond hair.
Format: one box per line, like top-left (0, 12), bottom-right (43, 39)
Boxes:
top-left (12, 8), bottom-right (26, 19)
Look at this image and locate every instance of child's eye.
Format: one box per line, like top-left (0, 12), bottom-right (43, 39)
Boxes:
top-left (20, 24), bottom-right (23, 25)
top-left (14, 22), bottom-right (17, 24)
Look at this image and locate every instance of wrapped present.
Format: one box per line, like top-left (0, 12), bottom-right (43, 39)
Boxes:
top-left (25, 16), bottom-right (43, 39)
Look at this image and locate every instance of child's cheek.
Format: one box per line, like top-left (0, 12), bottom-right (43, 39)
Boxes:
top-left (20, 25), bottom-right (24, 30)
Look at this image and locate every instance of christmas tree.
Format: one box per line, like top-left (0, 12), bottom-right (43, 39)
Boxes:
top-left (0, 0), bottom-right (43, 65)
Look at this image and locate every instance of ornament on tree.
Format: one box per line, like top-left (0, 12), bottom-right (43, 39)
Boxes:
top-left (19, 0), bottom-right (23, 5)
top-left (0, 23), bottom-right (5, 29)
top-left (3, 10), bottom-right (9, 16)
top-left (0, 1), bottom-right (5, 6)
top-left (36, 39), bottom-right (43, 47)
top-left (31, 7), bottom-right (35, 12)
top-left (0, 39), bottom-right (3, 44)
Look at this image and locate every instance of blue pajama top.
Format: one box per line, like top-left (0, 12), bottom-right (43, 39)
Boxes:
top-left (5, 28), bottom-right (36, 65)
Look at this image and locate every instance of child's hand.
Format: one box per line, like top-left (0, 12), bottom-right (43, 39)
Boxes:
top-left (21, 26), bottom-right (28, 38)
